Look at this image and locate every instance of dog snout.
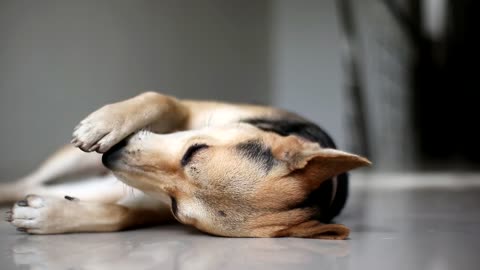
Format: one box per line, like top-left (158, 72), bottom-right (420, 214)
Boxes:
top-left (102, 139), bottom-right (128, 169)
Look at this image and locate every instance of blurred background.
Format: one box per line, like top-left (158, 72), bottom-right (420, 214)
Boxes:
top-left (1, 0), bottom-right (479, 181)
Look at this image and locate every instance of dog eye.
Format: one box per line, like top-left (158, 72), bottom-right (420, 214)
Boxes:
top-left (181, 143), bottom-right (209, 167)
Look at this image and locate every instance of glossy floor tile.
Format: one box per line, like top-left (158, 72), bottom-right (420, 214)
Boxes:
top-left (1, 173), bottom-right (480, 270)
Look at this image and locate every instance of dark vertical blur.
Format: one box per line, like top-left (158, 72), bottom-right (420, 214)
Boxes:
top-left (341, 0), bottom-right (480, 170)
top-left (412, 0), bottom-right (480, 167)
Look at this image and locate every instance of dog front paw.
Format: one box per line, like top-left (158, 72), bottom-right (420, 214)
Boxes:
top-left (7, 195), bottom-right (75, 234)
top-left (72, 104), bottom-right (131, 153)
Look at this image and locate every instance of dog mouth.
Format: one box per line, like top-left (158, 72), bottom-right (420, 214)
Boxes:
top-left (102, 130), bottom-right (153, 169)
top-left (102, 139), bottom-right (128, 169)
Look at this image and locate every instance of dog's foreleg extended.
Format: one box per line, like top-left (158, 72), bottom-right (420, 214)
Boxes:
top-left (7, 192), bottom-right (173, 234)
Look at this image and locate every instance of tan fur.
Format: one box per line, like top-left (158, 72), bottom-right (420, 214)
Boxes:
top-left (274, 221), bottom-right (351, 240)
top-left (4, 91), bottom-right (370, 239)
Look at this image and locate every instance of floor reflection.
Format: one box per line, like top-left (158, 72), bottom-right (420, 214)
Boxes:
top-left (11, 225), bottom-right (350, 270)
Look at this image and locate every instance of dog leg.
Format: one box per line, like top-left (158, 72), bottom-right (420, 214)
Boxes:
top-left (19, 174), bottom-right (126, 204)
top-left (72, 92), bottom-right (189, 153)
top-left (71, 91), bottom-right (284, 154)
top-left (0, 145), bottom-right (106, 204)
top-left (7, 193), bottom-right (172, 234)
top-left (18, 144), bottom-right (105, 186)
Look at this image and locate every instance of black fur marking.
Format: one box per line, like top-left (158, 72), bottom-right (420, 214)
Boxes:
top-left (242, 118), bottom-right (336, 148)
top-left (323, 173), bottom-right (349, 221)
top-left (236, 139), bottom-right (275, 173)
top-left (218, 211), bottom-right (227, 217)
top-left (242, 117), bottom-right (349, 222)
top-left (181, 144), bottom-right (209, 167)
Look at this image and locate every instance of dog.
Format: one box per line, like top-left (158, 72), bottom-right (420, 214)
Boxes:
top-left (2, 92), bottom-right (370, 239)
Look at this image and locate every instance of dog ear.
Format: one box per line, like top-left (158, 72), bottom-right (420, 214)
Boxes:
top-left (276, 220), bottom-right (350, 240)
top-left (272, 135), bottom-right (371, 185)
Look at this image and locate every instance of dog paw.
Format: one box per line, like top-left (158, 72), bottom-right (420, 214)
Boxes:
top-left (7, 195), bottom-right (75, 234)
top-left (72, 104), bottom-right (131, 153)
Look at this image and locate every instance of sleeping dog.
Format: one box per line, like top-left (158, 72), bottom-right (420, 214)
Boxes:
top-left (2, 92), bottom-right (370, 239)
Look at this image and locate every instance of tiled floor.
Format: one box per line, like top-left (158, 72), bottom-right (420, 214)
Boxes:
top-left (1, 173), bottom-right (480, 270)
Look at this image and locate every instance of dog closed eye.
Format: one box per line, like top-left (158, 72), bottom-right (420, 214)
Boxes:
top-left (181, 143), bottom-right (209, 167)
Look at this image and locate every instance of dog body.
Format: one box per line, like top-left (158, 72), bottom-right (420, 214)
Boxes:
top-left (2, 92), bottom-right (369, 239)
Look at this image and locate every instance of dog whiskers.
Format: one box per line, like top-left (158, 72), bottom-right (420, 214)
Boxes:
top-left (118, 181), bottom-right (136, 198)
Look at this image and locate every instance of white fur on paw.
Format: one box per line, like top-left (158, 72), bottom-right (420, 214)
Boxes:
top-left (8, 195), bottom-right (74, 234)
top-left (72, 104), bottom-right (128, 153)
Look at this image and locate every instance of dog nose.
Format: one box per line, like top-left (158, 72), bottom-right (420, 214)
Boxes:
top-left (102, 139), bottom-right (128, 169)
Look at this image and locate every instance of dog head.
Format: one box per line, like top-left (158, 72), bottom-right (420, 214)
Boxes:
top-left (103, 123), bottom-right (370, 239)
